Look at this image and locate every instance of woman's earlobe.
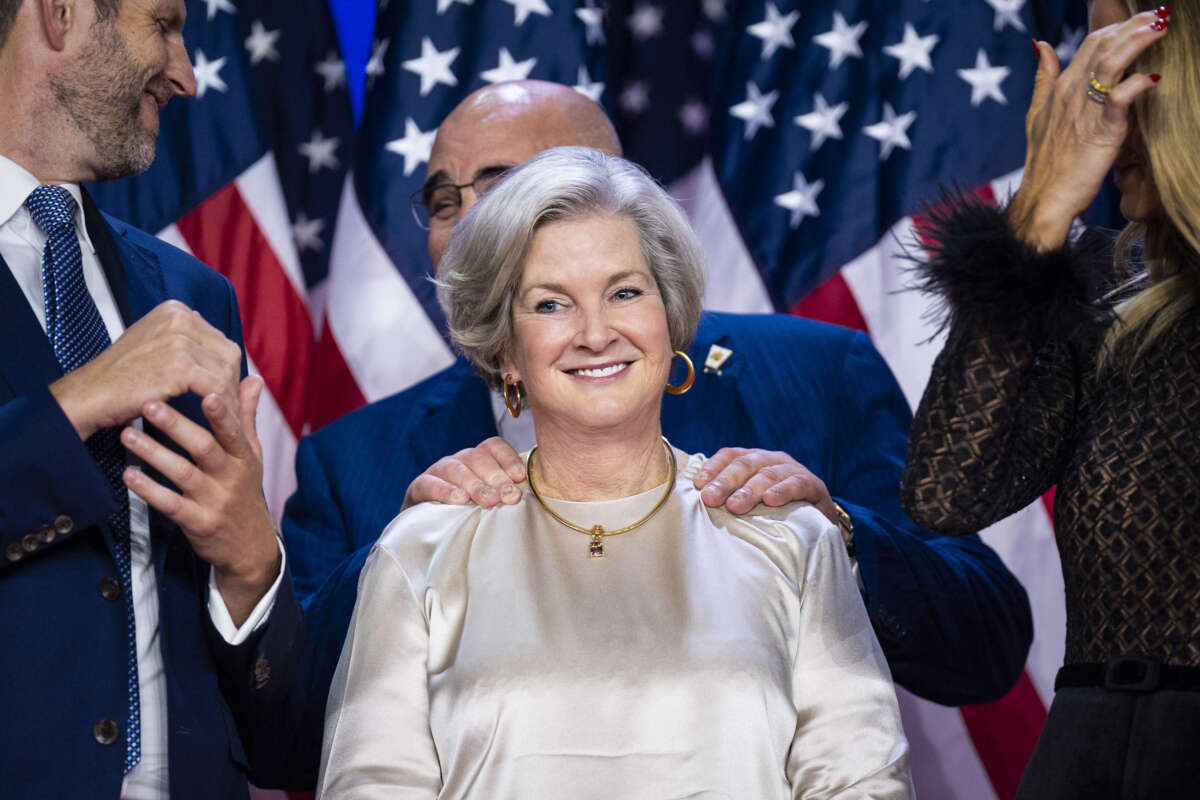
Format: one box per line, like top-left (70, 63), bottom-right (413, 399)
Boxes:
top-left (496, 352), bottom-right (519, 382)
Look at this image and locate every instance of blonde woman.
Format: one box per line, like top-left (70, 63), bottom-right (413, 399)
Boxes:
top-left (316, 147), bottom-right (912, 798)
top-left (902, 2), bottom-right (1199, 798)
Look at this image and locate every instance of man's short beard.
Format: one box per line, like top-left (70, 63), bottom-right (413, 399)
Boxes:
top-left (49, 18), bottom-right (159, 180)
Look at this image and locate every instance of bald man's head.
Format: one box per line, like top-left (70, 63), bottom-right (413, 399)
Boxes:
top-left (423, 80), bottom-right (622, 269)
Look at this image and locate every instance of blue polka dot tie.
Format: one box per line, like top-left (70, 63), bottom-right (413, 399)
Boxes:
top-left (26, 185), bottom-right (141, 774)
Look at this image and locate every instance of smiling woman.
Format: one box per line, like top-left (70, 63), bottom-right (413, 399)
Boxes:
top-left (437, 147), bottom-right (704, 501)
top-left (315, 147), bottom-right (913, 799)
top-left (438, 146), bottom-right (702, 397)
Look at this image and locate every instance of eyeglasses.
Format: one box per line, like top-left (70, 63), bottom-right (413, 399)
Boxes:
top-left (409, 167), bottom-right (511, 230)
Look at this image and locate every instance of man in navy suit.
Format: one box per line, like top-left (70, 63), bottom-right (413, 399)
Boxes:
top-left (0, 1), bottom-right (298, 797)
top-left (264, 81), bottom-right (1033, 790)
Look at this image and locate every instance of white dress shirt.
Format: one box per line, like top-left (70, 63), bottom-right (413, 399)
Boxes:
top-left (0, 154), bottom-right (283, 800)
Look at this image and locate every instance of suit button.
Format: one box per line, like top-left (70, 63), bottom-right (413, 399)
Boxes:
top-left (38, 524), bottom-right (56, 544)
top-left (21, 534), bottom-right (39, 552)
top-left (5, 543), bottom-right (23, 562)
top-left (93, 719), bottom-right (119, 745)
top-left (99, 577), bottom-right (122, 602)
top-left (54, 515), bottom-right (74, 535)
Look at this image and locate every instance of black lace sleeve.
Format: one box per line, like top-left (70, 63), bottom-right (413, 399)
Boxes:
top-left (900, 197), bottom-right (1112, 535)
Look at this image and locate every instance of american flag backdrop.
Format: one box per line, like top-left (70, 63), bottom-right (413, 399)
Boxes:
top-left (84, 0), bottom-right (1113, 797)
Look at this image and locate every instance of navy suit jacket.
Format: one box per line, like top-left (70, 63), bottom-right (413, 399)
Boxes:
top-left (267, 311), bottom-right (1033, 790)
top-left (0, 193), bottom-right (301, 799)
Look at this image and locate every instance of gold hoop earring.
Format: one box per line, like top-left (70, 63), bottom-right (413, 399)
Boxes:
top-left (503, 374), bottom-right (523, 418)
top-left (664, 350), bottom-right (694, 395)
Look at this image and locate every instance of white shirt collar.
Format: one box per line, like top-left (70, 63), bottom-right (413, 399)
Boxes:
top-left (0, 153), bottom-right (97, 254)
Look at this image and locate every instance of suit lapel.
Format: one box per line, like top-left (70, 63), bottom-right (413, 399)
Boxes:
top-left (83, 199), bottom-right (180, 573)
top-left (84, 194), bottom-right (166, 327)
top-left (411, 357), bottom-right (498, 470)
top-left (81, 190), bottom-right (133, 326)
top-left (0, 251), bottom-right (62, 399)
top-left (662, 312), bottom-right (756, 450)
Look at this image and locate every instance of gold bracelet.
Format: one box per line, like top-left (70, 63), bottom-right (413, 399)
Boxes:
top-left (831, 500), bottom-right (856, 558)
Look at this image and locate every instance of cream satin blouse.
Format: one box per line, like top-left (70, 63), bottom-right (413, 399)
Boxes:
top-left (318, 452), bottom-right (912, 799)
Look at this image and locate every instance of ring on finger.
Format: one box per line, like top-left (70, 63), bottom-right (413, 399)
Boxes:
top-left (1085, 85), bottom-right (1109, 105)
top-left (1088, 72), bottom-right (1114, 95)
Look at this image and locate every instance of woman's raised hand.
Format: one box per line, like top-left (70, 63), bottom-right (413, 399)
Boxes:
top-left (1010, 7), bottom-right (1169, 250)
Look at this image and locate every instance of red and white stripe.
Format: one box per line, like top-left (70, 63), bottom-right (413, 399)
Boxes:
top-left (310, 173), bottom-right (454, 429)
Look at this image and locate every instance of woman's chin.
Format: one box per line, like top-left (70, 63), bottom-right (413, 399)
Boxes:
top-left (1119, 198), bottom-right (1165, 225)
top-left (1118, 192), bottom-right (1144, 223)
top-left (580, 407), bottom-right (639, 431)
top-left (543, 398), bottom-right (652, 435)
top-left (1115, 174), bottom-right (1164, 224)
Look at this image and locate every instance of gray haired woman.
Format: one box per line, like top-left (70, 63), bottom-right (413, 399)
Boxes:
top-left (317, 147), bottom-right (912, 799)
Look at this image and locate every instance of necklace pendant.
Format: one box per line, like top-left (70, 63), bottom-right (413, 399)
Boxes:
top-left (589, 526), bottom-right (605, 559)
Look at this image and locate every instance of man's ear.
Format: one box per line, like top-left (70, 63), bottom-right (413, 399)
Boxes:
top-left (37, 0), bottom-right (77, 51)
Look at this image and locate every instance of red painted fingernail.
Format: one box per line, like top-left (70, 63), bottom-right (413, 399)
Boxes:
top-left (1150, 73), bottom-right (1162, 82)
top-left (1151, 18), bottom-right (1167, 30)
top-left (1156, 5), bottom-right (1171, 17)
top-left (1032, 39), bottom-right (1040, 61)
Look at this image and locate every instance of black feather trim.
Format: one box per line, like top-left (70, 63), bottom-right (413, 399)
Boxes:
top-left (908, 192), bottom-right (1116, 344)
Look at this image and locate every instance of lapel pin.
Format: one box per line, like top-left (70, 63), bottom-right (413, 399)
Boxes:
top-left (704, 344), bottom-right (733, 375)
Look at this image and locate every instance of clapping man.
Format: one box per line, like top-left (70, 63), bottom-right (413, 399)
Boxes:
top-left (0, 1), bottom-right (297, 797)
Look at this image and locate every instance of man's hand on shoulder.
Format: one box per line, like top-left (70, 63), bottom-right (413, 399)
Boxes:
top-left (49, 300), bottom-right (242, 441)
top-left (694, 447), bottom-right (840, 523)
top-left (403, 436), bottom-right (526, 510)
top-left (120, 374), bottom-right (279, 626)
top-left (404, 440), bottom-right (841, 524)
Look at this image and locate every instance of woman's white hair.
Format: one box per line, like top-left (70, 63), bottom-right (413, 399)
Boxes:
top-left (436, 146), bottom-right (706, 390)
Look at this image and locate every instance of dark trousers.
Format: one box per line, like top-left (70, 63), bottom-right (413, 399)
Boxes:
top-left (1016, 687), bottom-right (1200, 799)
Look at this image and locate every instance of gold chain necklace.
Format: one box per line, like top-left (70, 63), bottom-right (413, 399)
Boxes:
top-left (526, 437), bottom-right (677, 559)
